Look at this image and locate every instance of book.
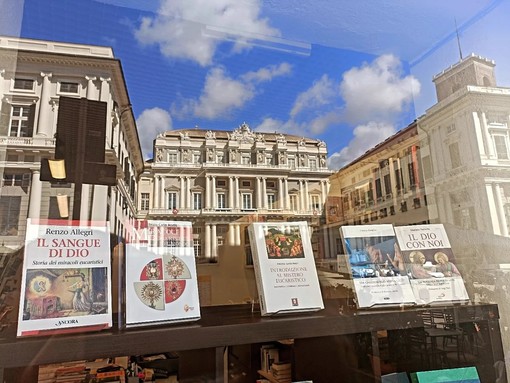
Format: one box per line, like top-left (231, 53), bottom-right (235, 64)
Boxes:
top-left (410, 366), bottom-right (480, 383)
top-left (394, 224), bottom-right (469, 305)
top-left (125, 220), bottom-right (200, 326)
top-left (340, 224), bottom-right (416, 308)
top-left (248, 222), bottom-right (324, 316)
top-left (260, 345), bottom-right (279, 372)
top-left (17, 219), bottom-right (112, 337)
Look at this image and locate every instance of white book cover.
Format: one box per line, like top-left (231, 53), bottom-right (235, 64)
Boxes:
top-left (340, 224), bottom-right (416, 308)
top-left (17, 219), bottom-right (112, 337)
top-left (248, 222), bottom-right (324, 316)
top-left (394, 224), bottom-right (469, 305)
top-left (125, 220), bottom-right (200, 326)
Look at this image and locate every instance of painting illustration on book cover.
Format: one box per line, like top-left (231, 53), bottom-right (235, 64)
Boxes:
top-left (264, 225), bottom-right (305, 259)
top-left (134, 253), bottom-right (192, 310)
top-left (22, 268), bottom-right (108, 321)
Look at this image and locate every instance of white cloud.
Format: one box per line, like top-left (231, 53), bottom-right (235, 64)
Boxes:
top-left (173, 63), bottom-right (291, 119)
top-left (253, 117), bottom-right (283, 133)
top-left (290, 75), bottom-right (336, 118)
top-left (134, 0), bottom-right (280, 66)
top-left (241, 62), bottom-right (292, 83)
top-left (136, 107), bottom-right (172, 159)
top-left (340, 54), bottom-right (420, 124)
top-left (328, 122), bottom-right (395, 170)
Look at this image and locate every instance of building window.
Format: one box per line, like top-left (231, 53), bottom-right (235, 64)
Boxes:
top-left (241, 180), bottom-right (251, 188)
top-left (383, 174), bottom-right (391, 196)
top-left (494, 135), bottom-right (509, 160)
top-left (168, 192), bottom-right (178, 209)
top-left (217, 180), bottom-right (226, 187)
top-left (242, 193), bottom-right (252, 209)
top-left (395, 165), bottom-right (402, 191)
top-left (140, 193), bottom-right (150, 210)
top-left (449, 142), bottom-right (462, 168)
top-left (288, 157), bottom-right (296, 169)
top-left (168, 153), bottom-right (177, 164)
top-left (309, 158), bottom-right (317, 170)
top-left (217, 193), bottom-right (226, 209)
top-left (311, 195), bottom-right (320, 211)
top-left (289, 195), bottom-right (298, 211)
top-left (2, 173), bottom-right (29, 187)
top-left (267, 194), bottom-right (276, 209)
top-left (0, 196), bottom-right (21, 236)
top-left (59, 82), bottom-right (79, 94)
top-left (193, 152), bottom-right (201, 163)
top-left (375, 178), bottom-right (382, 199)
top-left (13, 78), bottom-right (34, 91)
top-left (193, 238), bottom-right (202, 258)
top-left (408, 162), bottom-right (416, 187)
top-left (193, 192), bottom-right (202, 210)
top-left (9, 105), bottom-right (34, 137)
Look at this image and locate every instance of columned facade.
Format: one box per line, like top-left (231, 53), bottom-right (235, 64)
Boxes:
top-left (141, 123), bottom-right (332, 263)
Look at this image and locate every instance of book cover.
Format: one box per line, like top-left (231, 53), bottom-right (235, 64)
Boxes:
top-left (125, 220), bottom-right (200, 326)
top-left (340, 224), bottom-right (416, 308)
top-left (394, 224), bottom-right (469, 305)
top-left (411, 366), bottom-right (480, 383)
top-left (17, 219), bottom-right (112, 337)
top-left (248, 222), bottom-right (324, 316)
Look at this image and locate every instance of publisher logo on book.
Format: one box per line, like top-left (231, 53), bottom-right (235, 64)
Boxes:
top-left (184, 304), bottom-right (195, 312)
top-left (291, 298), bottom-right (299, 306)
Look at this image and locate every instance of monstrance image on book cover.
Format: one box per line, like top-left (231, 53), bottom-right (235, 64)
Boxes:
top-left (17, 219), bottom-right (112, 337)
top-left (125, 220), bottom-right (200, 326)
top-left (248, 222), bottom-right (324, 316)
top-left (394, 224), bottom-right (469, 305)
top-left (340, 224), bottom-right (416, 308)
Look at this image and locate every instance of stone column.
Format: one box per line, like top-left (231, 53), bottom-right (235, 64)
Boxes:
top-left (153, 176), bottom-right (159, 209)
top-left (180, 177), bottom-right (186, 208)
top-left (262, 177), bottom-right (267, 209)
top-left (186, 177), bottom-right (191, 209)
top-left (205, 224), bottom-right (211, 258)
top-left (473, 111), bottom-right (487, 157)
top-left (100, 77), bottom-right (112, 147)
top-left (305, 180), bottom-right (310, 212)
top-left (229, 177), bottom-right (234, 209)
top-left (278, 178), bottom-right (283, 209)
top-left (85, 75), bottom-right (97, 100)
top-left (211, 224), bottom-right (217, 258)
top-left (480, 111), bottom-right (495, 158)
top-left (37, 72), bottom-right (52, 137)
top-left (160, 177), bottom-right (166, 208)
top-left (256, 177), bottom-right (262, 209)
top-left (228, 223), bottom-right (235, 246)
top-left (211, 176), bottom-right (216, 209)
top-left (235, 177), bottom-right (240, 209)
top-left (494, 183), bottom-right (509, 236)
top-left (235, 224), bottom-right (241, 246)
top-left (284, 179), bottom-right (289, 210)
top-left (28, 170), bottom-right (42, 218)
top-left (205, 176), bottom-right (210, 209)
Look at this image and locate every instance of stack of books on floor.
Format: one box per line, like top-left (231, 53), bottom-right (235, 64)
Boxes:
top-left (38, 362), bottom-right (88, 383)
top-left (38, 359), bottom-right (127, 383)
top-left (270, 362), bottom-right (292, 383)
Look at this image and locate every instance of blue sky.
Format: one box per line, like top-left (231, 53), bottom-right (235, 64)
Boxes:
top-left (2, 0), bottom-right (510, 169)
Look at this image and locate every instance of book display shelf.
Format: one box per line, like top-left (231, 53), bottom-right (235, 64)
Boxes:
top-left (0, 300), bottom-right (505, 382)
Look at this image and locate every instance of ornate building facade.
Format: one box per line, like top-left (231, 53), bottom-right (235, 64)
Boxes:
top-left (0, 36), bottom-right (143, 253)
top-left (419, 54), bottom-right (510, 237)
top-left (138, 123), bottom-right (332, 263)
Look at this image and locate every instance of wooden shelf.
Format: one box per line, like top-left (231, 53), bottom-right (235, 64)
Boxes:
top-left (0, 301), bottom-right (500, 370)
